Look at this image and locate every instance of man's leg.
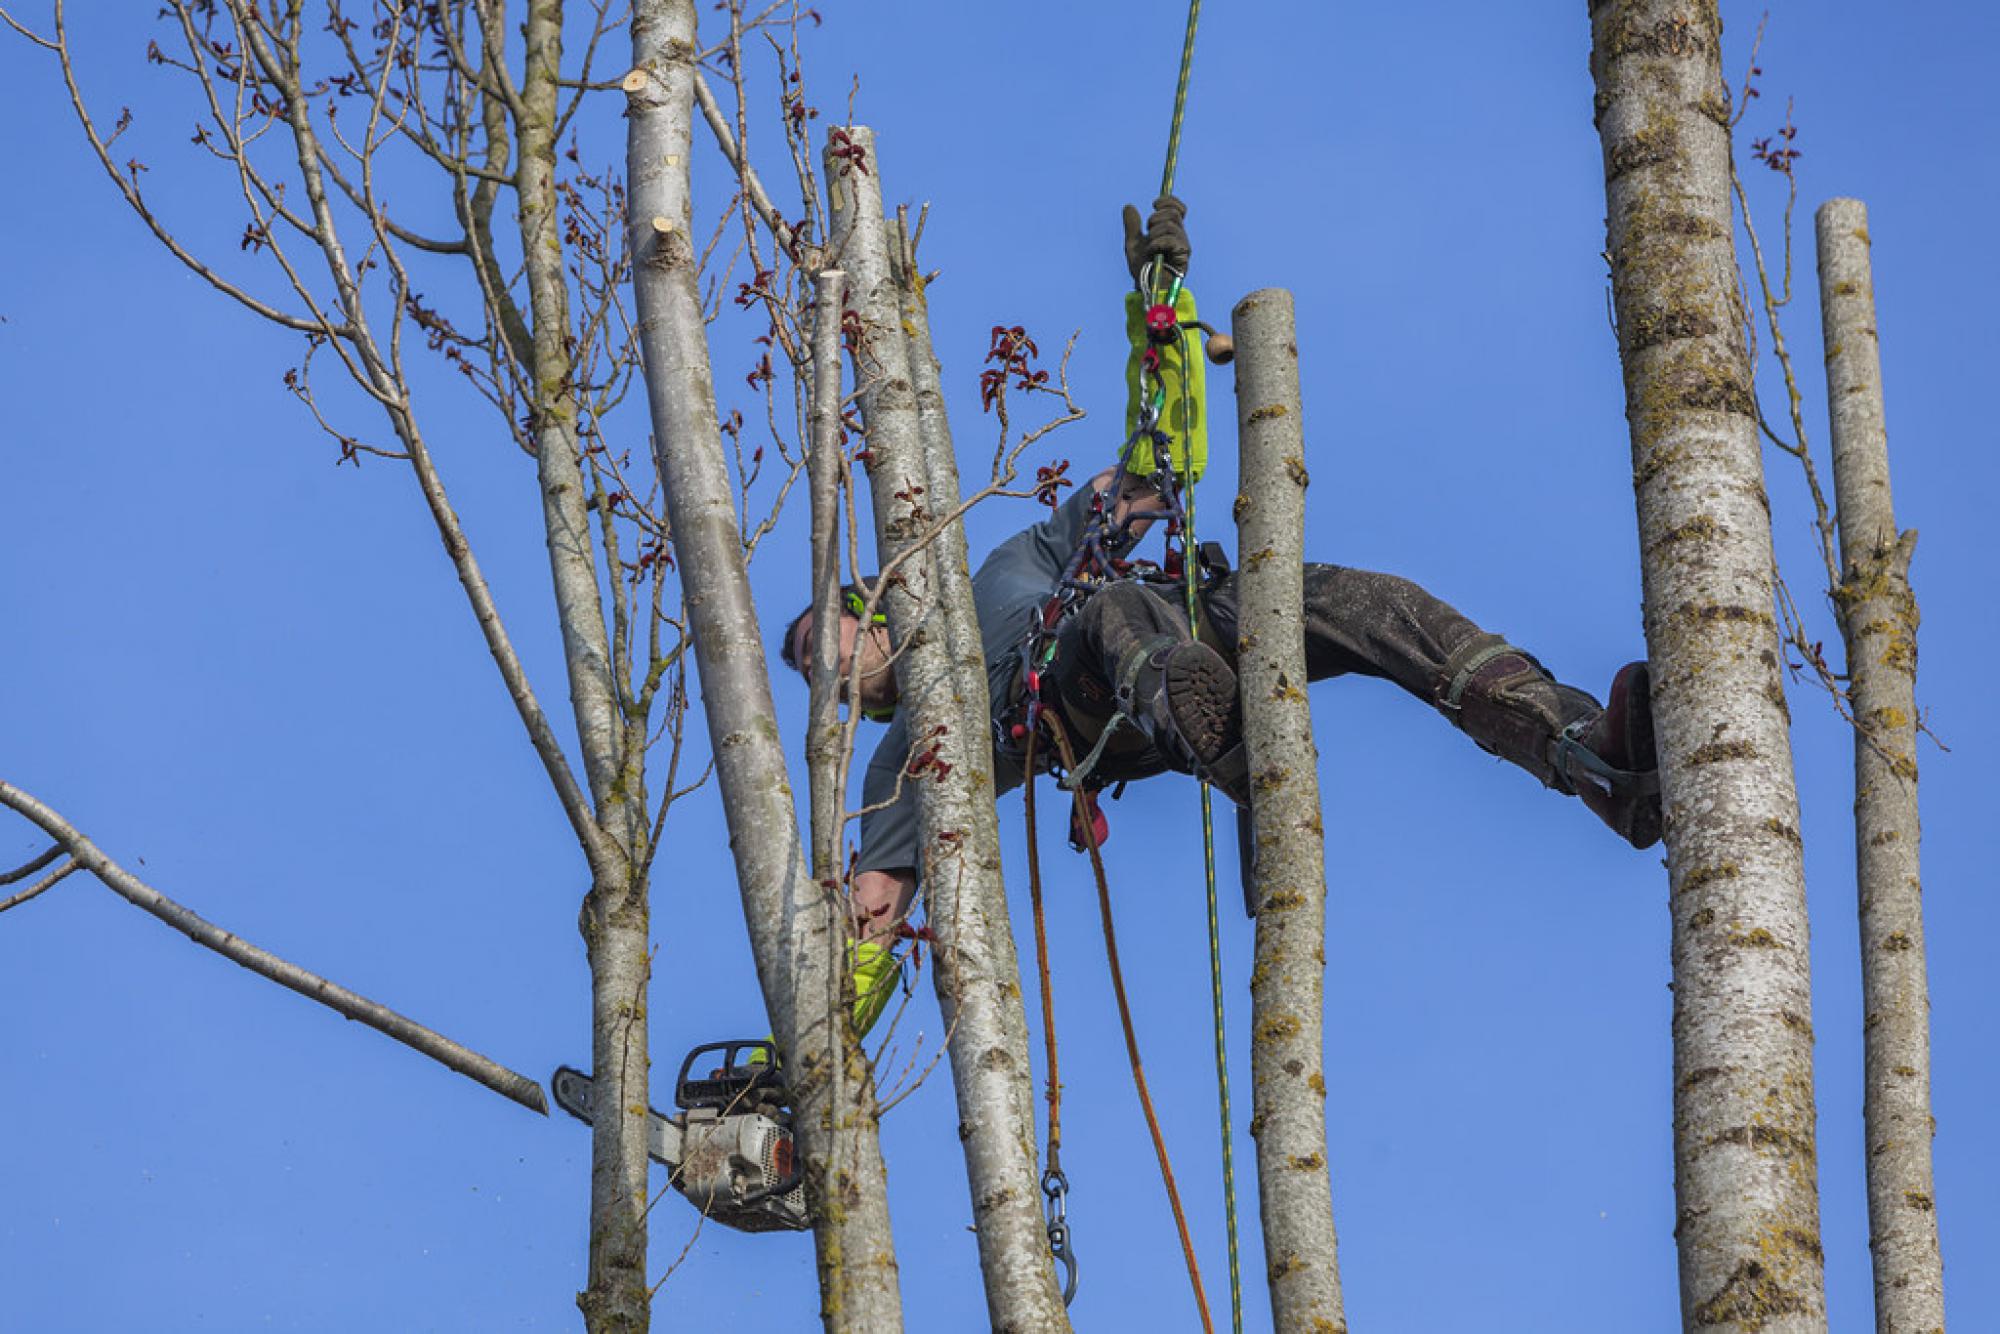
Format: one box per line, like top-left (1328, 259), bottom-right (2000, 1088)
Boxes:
top-left (1201, 566), bottom-right (1660, 846)
top-left (1051, 580), bottom-right (1250, 800)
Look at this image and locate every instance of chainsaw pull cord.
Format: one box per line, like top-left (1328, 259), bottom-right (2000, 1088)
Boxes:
top-left (1020, 722), bottom-right (1079, 1307)
top-left (1045, 711), bottom-right (1216, 1334)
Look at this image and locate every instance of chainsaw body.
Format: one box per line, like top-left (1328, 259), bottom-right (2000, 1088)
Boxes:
top-left (552, 1039), bottom-right (807, 1234)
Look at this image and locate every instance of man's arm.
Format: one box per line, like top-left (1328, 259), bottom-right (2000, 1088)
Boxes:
top-left (850, 712), bottom-right (923, 942)
top-left (852, 867), bottom-right (917, 943)
top-left (1091, 465), bottom-right (1166, 547)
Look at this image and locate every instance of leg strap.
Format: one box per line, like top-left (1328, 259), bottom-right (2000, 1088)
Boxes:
top-left (1439, 633), bottom-right (1518, 714)
top-left (1067, 635), bottom-right (1174, 791)
top-left (1113, 634), bottom-right (1185, 713)
top-left (1061, 713), bottom-right (1134, 793)
top-left (1551, 721), bottom-right (1663, 799)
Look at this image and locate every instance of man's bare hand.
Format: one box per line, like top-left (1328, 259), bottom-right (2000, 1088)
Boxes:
top-left (1093, 465), bottom-right (1164, 545)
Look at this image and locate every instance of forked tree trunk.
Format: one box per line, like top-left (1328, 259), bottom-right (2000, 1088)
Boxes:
top-left (1816, 198), bottom-right (1941, 1334)
top-left (826, 125), bottom-right (1072, 1334)
top-left (1588, 3), bottom-right (1827, 1328)
top-left (626, 8), bottom-right (903, 1330)
top-left (1231, 288), bottom-right (1346, 1333)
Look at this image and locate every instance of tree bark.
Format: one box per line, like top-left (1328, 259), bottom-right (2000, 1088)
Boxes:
top-left (1588, 4), bottom-right (1828, 1329)
top-left (806, 266), bottom-right (851, 883)
top-left (826, 125), bottom-right (1072, 1334)
top-left (1230, 289), bottom-right (1346, 1333)
top-left (511, 7), bottom-right (655, 1328)
top-left (626, 9), bottom-right (903, 1330)
top-left (1816, 198), bottom-right (1941, 1334)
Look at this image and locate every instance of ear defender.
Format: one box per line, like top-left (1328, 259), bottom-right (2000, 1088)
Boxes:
top-left (843, 588), bottom-right (897, 722)
top-left (844, 588), bottom-right (890, 627)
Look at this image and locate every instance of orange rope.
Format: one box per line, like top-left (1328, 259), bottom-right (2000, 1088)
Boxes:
top-left (1022, 724), bottom-right (1063, 1158)
top-left (1043, 713), bottom-right (1215, 1334)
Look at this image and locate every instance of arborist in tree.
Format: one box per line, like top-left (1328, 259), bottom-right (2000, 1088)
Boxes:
top-left (778, 197), bottom-right (1662, 1037)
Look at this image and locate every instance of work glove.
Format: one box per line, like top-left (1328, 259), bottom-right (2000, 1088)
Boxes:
top-left (1122, 194), bottom-right (1191, 284)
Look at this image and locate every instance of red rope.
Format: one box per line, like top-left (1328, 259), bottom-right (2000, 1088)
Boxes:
top-left (1022, 724), bottom-right (1065, 1161)
top-left (1042, 713), bottom-right (1215, 1334)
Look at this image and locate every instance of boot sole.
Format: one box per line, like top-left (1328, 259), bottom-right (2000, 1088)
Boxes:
top-left (1162, 644), bottom-right (1244, 787)
top-left (1610, 662), bottom-right (1658, 775)
top-left (1609, 663), bottom-right (1662, 849)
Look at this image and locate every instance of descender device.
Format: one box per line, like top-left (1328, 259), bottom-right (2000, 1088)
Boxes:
top-left (552, 1040), bottom-right (808, 1234)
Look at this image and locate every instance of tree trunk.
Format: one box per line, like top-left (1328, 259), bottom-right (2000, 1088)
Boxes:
top-left (510, 6), bottom-right (655, 1328)
top-left (1230, 288), bottom-right (1347, 1333)
top-left (806, 266), bottom-right (851, 885)
top-left (826, 125), bottom-right (1072, 1334)
top-left (625, 8), bottom-right (903, 1331)
top-left (1588, 4), bottom-right (1828, 1329)
top-left (1816, 198), bottom-right (1941, 1334)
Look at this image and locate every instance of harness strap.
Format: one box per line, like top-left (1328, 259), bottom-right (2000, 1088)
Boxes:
top-left (1552, 722), bottom-right (1664, 798)
top-left (1438, 632), bottom-right (1516, 713)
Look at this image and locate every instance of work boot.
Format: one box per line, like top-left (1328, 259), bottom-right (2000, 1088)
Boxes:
top-left (1552, 662), bottom-right (1661, 850)
top-left (1440, 636), bottom-right (1661, 849)
top-left (1116, 636), bottom-right (1251, 805)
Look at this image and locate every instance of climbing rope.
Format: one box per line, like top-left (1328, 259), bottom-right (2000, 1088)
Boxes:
top-left (1150, 3), bottom-right (1244, 1317)
top-left (1174, 352), bottom-right (1244, 1334)
top-left (1008, 3), bottom-right (1246, 1322)
top-left (1041, 713), bottom-right (1216, 1334)
top-left (1160, 0), bottom-right (1203, 199)
top-left (1021, 723), bottom-right (1078, 1307)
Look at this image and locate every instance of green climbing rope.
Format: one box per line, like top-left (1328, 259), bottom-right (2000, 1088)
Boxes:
top-left (1176, 330), bottom-right (1243, 1334)
top-left (1161, 0), bottom-right (1203, 199)
top-left (1157, 2), bottom-right (1242, 1328)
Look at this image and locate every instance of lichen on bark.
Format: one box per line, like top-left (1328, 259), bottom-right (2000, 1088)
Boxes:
top-left (1589, 3), bottom-right (1828, 1328)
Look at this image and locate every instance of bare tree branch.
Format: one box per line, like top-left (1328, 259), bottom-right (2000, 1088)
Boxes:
top-left (0, 779), bottom-right (548, 1115)
top-left (0, 845), bottom-right (61, 886)
top-left (0, 4), bottom-right (56, 50)
top-left (691, 68), bottom-right (795, 255)
top-left (0, 856), bottom-right (80, 915)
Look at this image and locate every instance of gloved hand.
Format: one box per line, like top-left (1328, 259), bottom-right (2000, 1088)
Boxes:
top-left (1121, 194), bottom-right (1191, 284)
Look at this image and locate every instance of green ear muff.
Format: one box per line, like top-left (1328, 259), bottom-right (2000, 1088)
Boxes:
top-left (844, 588), bottom-right (896, 721)
top-left (844, 588), bottom-right (890, 627)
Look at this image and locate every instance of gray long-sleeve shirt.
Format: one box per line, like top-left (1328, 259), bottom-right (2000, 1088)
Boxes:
top-left (852, 482), bottom-right (1099, 875)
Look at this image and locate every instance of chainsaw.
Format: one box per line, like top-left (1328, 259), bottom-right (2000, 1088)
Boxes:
top-left (551, 1039), bottom-right (808, 1233)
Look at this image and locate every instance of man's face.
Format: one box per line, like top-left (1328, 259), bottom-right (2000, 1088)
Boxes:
top-left (790, 611), bottom-right (898, 715)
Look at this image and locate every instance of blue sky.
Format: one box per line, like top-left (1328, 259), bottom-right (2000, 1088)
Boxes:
top-left (3, 2), bottom-right (1995, 1330)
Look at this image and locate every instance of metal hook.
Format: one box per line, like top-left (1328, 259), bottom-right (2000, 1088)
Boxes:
top-left (1042, 1167), bottom-right (1078, 1306)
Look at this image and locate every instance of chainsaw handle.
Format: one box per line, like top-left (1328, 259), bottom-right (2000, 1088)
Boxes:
top-left (674, 1038), bottom-right (786, 1111)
